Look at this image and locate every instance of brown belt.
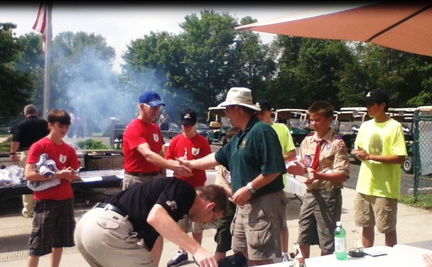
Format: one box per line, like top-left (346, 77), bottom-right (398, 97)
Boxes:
top-left (125, 171), bottom-right (160, 177)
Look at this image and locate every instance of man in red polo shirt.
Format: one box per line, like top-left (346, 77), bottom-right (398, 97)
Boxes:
top-left (122, 91), bottom-right (193, 265)
top-left (122, 90), bottom-right (192, 190)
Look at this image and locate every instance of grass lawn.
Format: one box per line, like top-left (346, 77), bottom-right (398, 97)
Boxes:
top-left (400, 194), bottom-right (432, 210)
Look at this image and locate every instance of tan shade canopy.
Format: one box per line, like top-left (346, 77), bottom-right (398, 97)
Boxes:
top-left (236, 3), bottom-right (432, 57)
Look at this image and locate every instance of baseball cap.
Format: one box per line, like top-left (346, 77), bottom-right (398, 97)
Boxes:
top-left (365, 89), bottom-right (389, 104)
top-left (256, 99), bottom-right (273, 112)
top-left (180, 108), bottom-right (197, 126)
top-left (139, 91), bottom-right (165, 107)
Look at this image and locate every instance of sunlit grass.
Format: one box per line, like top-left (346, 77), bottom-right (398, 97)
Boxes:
top-left (400, 194), bottom-right (432, 210)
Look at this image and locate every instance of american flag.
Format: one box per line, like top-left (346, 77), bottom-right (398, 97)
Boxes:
top-left (32, 1), bottom-right (48, 51)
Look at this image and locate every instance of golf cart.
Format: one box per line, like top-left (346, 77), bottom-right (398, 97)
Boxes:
top-left (388, 107), bottom-right (417, 174)
top-left (273, 108), bottom-right (311, 146)
top-left (206, 107), bottom-right (232, 145)
top-left (333, 107), bottom-right (370, 155)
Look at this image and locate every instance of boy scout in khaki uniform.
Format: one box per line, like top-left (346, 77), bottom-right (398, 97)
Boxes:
top-left (288, 100), bottom-right (350, 258)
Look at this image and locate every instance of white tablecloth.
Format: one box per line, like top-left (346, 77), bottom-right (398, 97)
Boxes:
top-left (258, 245), bottom-right (432, 267)
top-left (305, 245), bottom-right (431, 267)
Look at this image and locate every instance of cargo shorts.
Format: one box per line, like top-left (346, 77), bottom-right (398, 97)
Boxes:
top-left (232, 190), bottom-right (287, 261)
top-left (354, 192), bottom-right (398, 233)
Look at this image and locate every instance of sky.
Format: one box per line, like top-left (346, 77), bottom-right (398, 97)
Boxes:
top-left (0, 4), bottom-right (304, 72)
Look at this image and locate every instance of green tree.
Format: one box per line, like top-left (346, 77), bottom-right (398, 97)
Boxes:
top-left (0, 23), bottom-right (34, 124)
top-left (356, 44), bottom-right (432, 107)
top-left (234, 16), bottom-right (276, 100)
top-left (263, 36), bottom-right (304, 109)
top-left (123, 31), bottom-right (187, 121)
top-left (122, 11), bottom-right (275, 121)
top-left (179, 10), bottom-right (240, 111)
top-left (272, 36), bottom-right (358, 109)
top-left (16, 32), bottom-right (46, 111)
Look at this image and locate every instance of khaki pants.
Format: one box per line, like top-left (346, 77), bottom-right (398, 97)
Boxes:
top-left (20, 150), bottom-right (34, 218)
top-left (74, 207), bottom-right (155, 267)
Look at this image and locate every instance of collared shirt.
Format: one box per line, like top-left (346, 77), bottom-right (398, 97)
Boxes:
top-left (215, 116), bottom-right (286, 197)
top-left (123, 118), bottom-right (164, 173)
top-left (298, 128), bottom-right (350, 190)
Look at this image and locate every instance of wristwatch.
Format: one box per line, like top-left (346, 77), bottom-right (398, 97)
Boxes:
top-left (246, 182), bottom-right (256, 195)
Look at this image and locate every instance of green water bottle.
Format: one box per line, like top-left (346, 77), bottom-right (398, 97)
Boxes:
top-left (334, 221), bottom-right (348, 260)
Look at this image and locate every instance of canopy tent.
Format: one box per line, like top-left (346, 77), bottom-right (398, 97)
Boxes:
top-left (236, 3), bottom-right (432, 57)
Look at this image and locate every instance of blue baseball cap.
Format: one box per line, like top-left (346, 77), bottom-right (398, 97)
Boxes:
top-left (139, 91), bottom-right (165, 107)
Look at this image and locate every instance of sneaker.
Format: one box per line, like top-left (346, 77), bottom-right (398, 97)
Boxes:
top-left (282, 252), bottom-right (290, 262)
top-left (167, 250), bottom-right (188, 267)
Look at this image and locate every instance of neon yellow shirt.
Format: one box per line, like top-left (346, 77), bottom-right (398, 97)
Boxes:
top-left (355, 118), bottom-right (407, 199)
top-left (272, 122), bottom-right (296, 186)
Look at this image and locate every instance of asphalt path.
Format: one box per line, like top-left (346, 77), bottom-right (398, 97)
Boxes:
top-left (210, 144), bottom-right (415, 197)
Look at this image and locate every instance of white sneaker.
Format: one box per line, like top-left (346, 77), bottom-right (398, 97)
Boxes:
top-left (282, 252), bottom-right (290, 262)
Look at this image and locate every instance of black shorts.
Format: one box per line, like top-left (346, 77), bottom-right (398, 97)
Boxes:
top-left (29, 198), bottom-right (76, 256)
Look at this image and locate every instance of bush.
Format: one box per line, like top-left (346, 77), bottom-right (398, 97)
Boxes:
top-left (0, 135), bottom-right (12, 152)
top-left (76, 139), bottom-right (109, 150)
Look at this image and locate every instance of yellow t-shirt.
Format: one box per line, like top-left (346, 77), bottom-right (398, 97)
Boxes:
top-left (355, 118), bottom-right (407, 199)
top-left (272, 122), bottom-right (296, 186)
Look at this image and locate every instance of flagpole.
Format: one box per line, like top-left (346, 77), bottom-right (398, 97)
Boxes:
top-left (43, 1), bottom-right (52, 119)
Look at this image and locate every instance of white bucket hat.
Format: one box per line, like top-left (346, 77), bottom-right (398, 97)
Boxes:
top-left (218, 87), bottom-right (261, 111)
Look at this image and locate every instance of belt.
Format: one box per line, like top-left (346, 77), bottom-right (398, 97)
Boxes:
top-left (94, 202), bottom-right (128, 217)
top-left (306, 188), bottom-right (342, 193)
top-left (125, 171), bottom-right (160, 177)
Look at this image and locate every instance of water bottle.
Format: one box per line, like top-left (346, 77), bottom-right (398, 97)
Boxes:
top-left (334, 221), bottom-right (348, 260)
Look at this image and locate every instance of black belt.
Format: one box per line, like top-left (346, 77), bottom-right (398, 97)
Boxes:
top-left (94, 202), bottom-right (128, 217)
top-left (125, 171), bottom-right (160, 177)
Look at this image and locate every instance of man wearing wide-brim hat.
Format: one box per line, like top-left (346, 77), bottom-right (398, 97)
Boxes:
top-left (178, 87), bottom-right (287, 265)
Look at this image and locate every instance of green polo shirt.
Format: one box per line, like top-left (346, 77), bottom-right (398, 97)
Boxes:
top-left (215, 116), bottom-right (286, 197)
